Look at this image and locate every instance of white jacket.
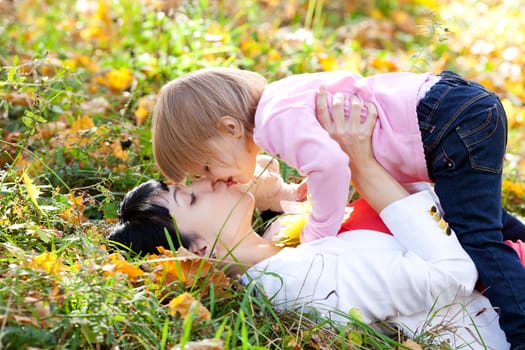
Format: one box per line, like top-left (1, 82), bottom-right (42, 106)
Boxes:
top-left (241, 191), bottom-right (509, 349)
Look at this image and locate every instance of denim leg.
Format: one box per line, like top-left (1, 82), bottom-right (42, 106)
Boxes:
top-left (503, 208), bottom-right (525, 242)
top-left (418, 71), bottom-right (525, 348)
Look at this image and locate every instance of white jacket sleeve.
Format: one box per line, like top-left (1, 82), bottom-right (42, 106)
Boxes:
top-left (380, 191), bottom-right (477, 284)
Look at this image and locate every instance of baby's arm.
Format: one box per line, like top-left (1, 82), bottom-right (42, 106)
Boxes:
top-left (256, 98), bottom-right (352, 242)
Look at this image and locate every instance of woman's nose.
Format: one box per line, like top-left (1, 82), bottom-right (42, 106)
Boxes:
top-left (192, 178), bottom-right (215, 191)
top-left (210, 179), bottom-right (225, 190)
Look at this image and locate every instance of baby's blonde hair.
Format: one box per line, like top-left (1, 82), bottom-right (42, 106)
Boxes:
top-left (152, 67), bottom-right (267, 183)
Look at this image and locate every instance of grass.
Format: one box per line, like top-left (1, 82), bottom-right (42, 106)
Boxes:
top-left (1, 0), bottom-right (525, 348)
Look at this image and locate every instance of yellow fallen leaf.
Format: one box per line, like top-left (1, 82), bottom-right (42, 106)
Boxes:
top-left (70, 115), bottom-right (95, 132)
top-left (102, 253), bottom-right (144, 281)
top-left (22, 170), bottom-right (40, 210)
top-left (347, 330), bottom-right (363, 346)
top-left (146, 247), bottom-right (231, 297)
top-left (167, 292), bottom-right (210, 322)
top-left (348, 307), bottom-right (363, 322)
top-left (5, 92), bottom-right (34, 106)
top-left (106, 68), bottom-right (133, 92)
top-left (134, 95), bottom-right (156, 126)
top-left (111, 142), bottom-right (129, 161)
top-left (28, 252), bottom-right (66, 274)
top-left (39, 121), bottom-right (67, 140)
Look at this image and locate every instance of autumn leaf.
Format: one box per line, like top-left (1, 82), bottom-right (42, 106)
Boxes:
top-left (111, 142), bottom-right (128, 161)
top-left (102, 252), bottom-right (144, 281)
top-left (21, 169), bottom-right (41, 210)
top-left (80, 96), bottom-right (110, 116)
top-left (316, 51), bottom-right (336, 71)
top-left (348, 307), bottom-right (363, 322)
top-left (39, 121), bottom-right (67, 140)
top-left (167, 292), bottom-right (211, 322)
top-left (0, 242), bottom-right (26, 260)
top-left (134, 95), bottom-right (156, 126)
top-left (146, 247), bottom-right (231, 297)
top-left (347, 330), bottom-right (363, 346)
top-left (5, 92), bottom-right (34, 106)
top-left (503, 179), bottom-right (525, 197)
top-left (27, 252), bottom-right (66, 275)
top-left (0, 314), bottom-right (41, 328)
top-left (106, 68), bottom-right (133, 92)
top-left (70, 115), bottom-right (95, 132)
top-left (58, 193), bottom-right (86, 225)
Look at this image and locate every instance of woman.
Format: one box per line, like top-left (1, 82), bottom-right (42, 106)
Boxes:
top-left (109, 98), bottom-right (509, 348)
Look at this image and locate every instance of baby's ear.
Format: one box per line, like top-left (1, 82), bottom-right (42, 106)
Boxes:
top-left (217, 116), bottom-right (243, 138)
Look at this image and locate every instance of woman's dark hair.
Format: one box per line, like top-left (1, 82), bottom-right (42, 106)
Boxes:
top-left (108, 179), bottom-right (195, 256)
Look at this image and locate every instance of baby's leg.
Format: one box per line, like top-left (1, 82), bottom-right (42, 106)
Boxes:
top-left (417, 71), bottom-right (525, 347)
top-left (502, 208), bottom-right (525, 242)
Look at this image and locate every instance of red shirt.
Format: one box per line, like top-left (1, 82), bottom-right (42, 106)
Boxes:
top-left (338, 198), bottom-right (391, 235)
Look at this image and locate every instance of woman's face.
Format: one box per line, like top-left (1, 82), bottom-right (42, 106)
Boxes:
top-left (153, 179), bottom-right (255, 257)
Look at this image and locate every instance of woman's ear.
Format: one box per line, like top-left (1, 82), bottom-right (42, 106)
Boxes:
top-left (217, 116), bottom-right (243, 138)
top-left (189, 243), bottom-right (208, 257)
top-left (189, 241), bottom-right (220, 259)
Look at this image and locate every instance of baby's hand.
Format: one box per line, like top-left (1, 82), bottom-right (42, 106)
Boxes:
top-left (238, 154), bottom-right (302, 212)
top-left (296, 179), bottom-right (308, 202)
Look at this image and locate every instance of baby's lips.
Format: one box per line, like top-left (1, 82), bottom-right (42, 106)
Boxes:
top-left (225, 177), bottom-right (238, 187)
top-left (226, 180), bottom-right (238, 187)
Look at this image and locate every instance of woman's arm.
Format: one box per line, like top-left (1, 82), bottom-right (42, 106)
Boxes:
top-left (315, 86), bottom-right (408, 212)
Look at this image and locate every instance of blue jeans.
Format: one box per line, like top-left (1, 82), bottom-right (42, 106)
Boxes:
top-left (417, 71), bottom-right (525, 349)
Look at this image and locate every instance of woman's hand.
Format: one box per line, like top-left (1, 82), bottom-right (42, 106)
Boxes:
top-left (315, 85), bottom-right (378, 174)
top-left (315, 85), bottom-right (409, 212)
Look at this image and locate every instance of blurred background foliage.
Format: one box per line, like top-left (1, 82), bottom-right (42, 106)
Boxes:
top-left (1, 0), bottom-right (524, 220)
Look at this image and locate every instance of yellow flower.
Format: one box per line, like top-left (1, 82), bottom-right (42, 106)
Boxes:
top-left (272, 200), bottom-right (312, 247)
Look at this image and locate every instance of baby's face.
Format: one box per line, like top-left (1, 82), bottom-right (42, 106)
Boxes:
top-left (201, 133), bottom-right (259, 185)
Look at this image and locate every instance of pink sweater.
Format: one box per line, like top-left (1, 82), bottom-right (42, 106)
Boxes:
top-left (254, 71), bottom-right (433, 242)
